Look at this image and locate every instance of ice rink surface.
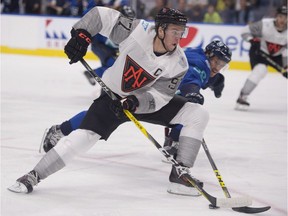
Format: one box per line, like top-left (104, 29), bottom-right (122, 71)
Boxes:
top-left (1, 54), bottom-right (287, 216)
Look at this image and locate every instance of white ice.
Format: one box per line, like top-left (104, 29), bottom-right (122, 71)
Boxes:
top-left (1, 54), bottom-right (287, 216)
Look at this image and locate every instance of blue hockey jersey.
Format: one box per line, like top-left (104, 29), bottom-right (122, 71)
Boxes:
top-left (178, 47), bottom-right (211, 96)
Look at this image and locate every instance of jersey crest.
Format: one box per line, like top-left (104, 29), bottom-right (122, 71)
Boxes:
top-left (266, 41), bottom-right (283, 55)
top-left (122, 55), bottom-right (155, 92)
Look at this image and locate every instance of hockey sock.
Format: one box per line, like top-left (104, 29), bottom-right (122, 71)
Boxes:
top-left (240, 79), bottom-right (257, 96)
top-left (240, 63), bottom-right (267, 96)
top-left (60, 121), bottom-right (73, 136)
top-left (34, 148), bottom-right (66, 180)
top-left (69, 111), bottom-right (87, 131)
top-left (169, 124), bottom-right (183, 142)
top-left (35, 129), bottom-right (101, 180)
top-left (60, 111), bottom-right (87, 135)
top-left (176, 136), bottom-right (201, 167)
top-left (53, 129), bottom-right (100, 164)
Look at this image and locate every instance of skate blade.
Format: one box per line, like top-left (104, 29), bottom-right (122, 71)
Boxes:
top-left (235, 103), bottom-right (249, 111)
top-left (39, 128), bottom-right (49, 153)
top-left (7, 182), bottom-right (28, 193)
top-left (167, 182), bottom-right (201, 197)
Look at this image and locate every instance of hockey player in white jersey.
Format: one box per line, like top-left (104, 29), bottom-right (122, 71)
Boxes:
top-left (8, 7), bottom-right (209, 196)
top-left (236, 5), bottom-right (287, 110)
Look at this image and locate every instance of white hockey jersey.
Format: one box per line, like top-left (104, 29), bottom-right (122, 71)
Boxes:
top-left (241, 18), bottom-right (287, 57)
top-left (73, 6), bottom-right (189, 113)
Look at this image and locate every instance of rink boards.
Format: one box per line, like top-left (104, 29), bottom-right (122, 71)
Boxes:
top-left (0, 14), bottom-right (278, 72)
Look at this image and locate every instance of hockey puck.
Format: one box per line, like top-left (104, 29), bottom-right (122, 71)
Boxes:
top-left (209, 204), bottom-right (219, 209)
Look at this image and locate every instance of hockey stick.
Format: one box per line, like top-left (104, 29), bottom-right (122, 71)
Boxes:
top-left (79, 59), bottom-right (252, 208)
top-left (202, 139), bottom-right (271, 213)
top-left (259, 50), bottom-right (287, 75)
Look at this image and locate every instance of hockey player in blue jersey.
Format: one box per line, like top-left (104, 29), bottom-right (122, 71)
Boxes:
top-left (41, 40), bottom-right (231, 160)
top-left (163, 41), bottom-right (230, 154)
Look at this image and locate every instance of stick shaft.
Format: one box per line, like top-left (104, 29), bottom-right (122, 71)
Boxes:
top-left (202, 139), bottom-right (271, 213)
top-left (202, 139), bottom-right (232, 198)
top-left (259, 51), bottom-right (285, 73)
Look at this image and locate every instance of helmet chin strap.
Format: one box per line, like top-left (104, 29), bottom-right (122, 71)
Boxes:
top-left (158, 33), bottom-right (176, 54)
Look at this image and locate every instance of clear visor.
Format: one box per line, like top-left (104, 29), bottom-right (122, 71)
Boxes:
top-left (210, 57), bottom-right (230, 73)
top-left (165, 27), bottom-right (189, 38)
top-left (219, 63), bottom-right (229, 73)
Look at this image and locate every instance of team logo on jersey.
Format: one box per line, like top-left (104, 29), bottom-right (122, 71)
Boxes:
top-left (266, 41), bottom-right (283, 55)
top-left (122, 55), bottom-right (155, 92)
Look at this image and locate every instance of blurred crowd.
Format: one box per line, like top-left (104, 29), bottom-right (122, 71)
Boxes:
top-left (1, 0), bottom-right (287, 24)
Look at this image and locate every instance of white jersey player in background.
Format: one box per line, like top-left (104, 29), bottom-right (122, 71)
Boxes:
top-left (8, 7), bottom-right (209, 197)
top-left (236, 5), bottom-right (287, 110)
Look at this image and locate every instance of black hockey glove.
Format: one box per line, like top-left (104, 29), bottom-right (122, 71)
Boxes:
top-left (64, 28), bottom-right (91, 64)
top-left (185, 92), bottom-right (204, 105)
top-left (110, 95), bottom-right (139, 118)
top-left (209, 73), bottom-right (225, 98)
top-left (249, 38), bottom-right (260, 54)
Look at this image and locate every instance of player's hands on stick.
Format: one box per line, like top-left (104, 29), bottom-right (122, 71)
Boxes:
top-left (111, 95), bottom-right (139, 118)
top-left (64, 28), bottom-right (91, 64)
top-left (185, 92), bottom-right (204, 105)
top-left (249, 37), bottom-right (261, 53)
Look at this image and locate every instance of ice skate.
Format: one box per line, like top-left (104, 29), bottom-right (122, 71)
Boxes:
top-left (167, 165), bottom-right (203, 197)
top-left (83, 71), bottom-right (96, 86)
top-left (162, 128), bottom-right (179, 164)
top-left (41, 125), bottom-right (64, 153)
top-left (8, 170), bottom-right (40, 194)
top-left (235, 94), bottom-right (250, 111)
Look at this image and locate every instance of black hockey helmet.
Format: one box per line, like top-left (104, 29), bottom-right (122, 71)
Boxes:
top-left (205, 40), bottom-right (232, 63)
top-left (155, 7), bottom-right (188, 30)
top-left (120, 5), bottom-right (136, 18)
top-left (276, 5), bottom-right (287, 15)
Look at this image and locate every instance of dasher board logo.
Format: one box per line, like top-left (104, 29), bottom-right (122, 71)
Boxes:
top-left (180, 26), bottom-right (203, 48)
top-left (45, 19), bottom-right (68, 49)
top-left (122, 55), bottom-right (155, 92)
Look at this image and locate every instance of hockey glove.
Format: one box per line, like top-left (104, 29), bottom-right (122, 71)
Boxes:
top-left (111, 95), bottom-right (139, 118)
top-left (209, 73), bottom-right (225, 98)
top-left (64, 28), bottom-right (91, 64)
top-left (249, 38), bottom-right (260, 54)
top-left (185, 92), bottom-right (204, 105)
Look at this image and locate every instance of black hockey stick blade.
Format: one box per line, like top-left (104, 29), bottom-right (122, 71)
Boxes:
top-left (201, 139), bottom-right (271, 214)
top-left (232, 206), bottom-right (271, 214)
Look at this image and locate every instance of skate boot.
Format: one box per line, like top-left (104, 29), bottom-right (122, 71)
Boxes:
top-left (163, 127), bottom-right (179, 155)
top-left (83, 71), bottom-right (96, 86)
top-left (162, 127), bottom-right (179, 164)
top-left (235, 94), bottom-right (250, 111)
top-left (8, 170), bottom-right (40, 193)
top-left (41, 125), bottom-right (64, 153)
top-left (167, 165), bottom-right (203, 196)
